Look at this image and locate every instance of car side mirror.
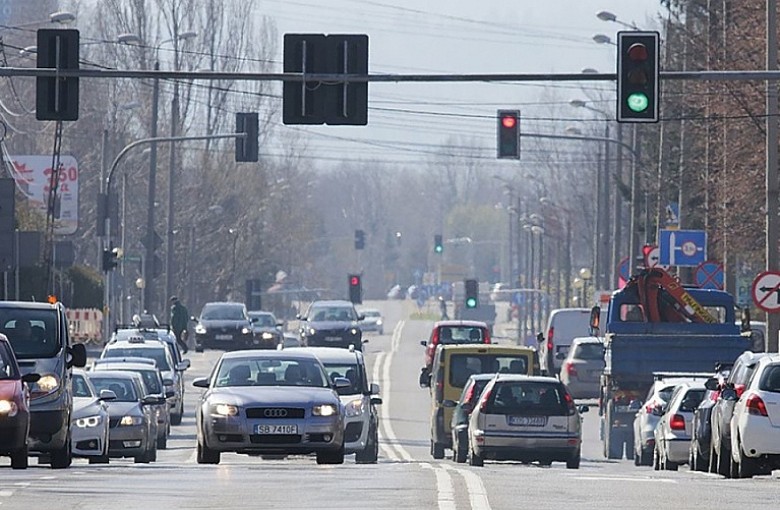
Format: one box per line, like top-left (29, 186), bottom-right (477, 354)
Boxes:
top-left (177, 360), bottom-right (191, 371)
top-left (162, 378), bottom-right (174, 387)
top-left (250, 317), bottom-right (259, 323)
top-left (578, 405), bottom-right (590, 414)
top-left (142, 395), bottom-right (164, 406)
top-left (704, 377), bottom-right (719, 391)
top-left (99, 389), bottom-right (117, 401)
top-left (193, 377), bottom-right (210, 389)
top-left (21, 373), bottom-right (41, 384)
top-left (555, 352), bottom-right (566, 360)
top-left (358, 314), bottom-right (366, 321)
top-left (628, 400), bottom-right (643, 411)
top-left (333, 377), bottom-right (351, 390)
top-left (420, 340), bottom-right (428, 347)
top-left (370, 383), bottom-right (380, 395)
top-left (721, 388), bottom-right (738, 401)
top-left (165, 390), bottom-right (175, 399)
top-left (536, 332), bottom-right (544, 343)
top-left (370, 397), bottom-right (383, 406)
top-left (442, 399), bottom-right (458, 408)
top-left (651, 406), bottom-right (665, 416)
top-left (68, 343), bottom-right (87, 368)
top-left (419, 369), bottom-right (431, 388)
top-left (276, 322), bottom-right (284, 329)
top-left (190, 316), bottom-right (198, 322)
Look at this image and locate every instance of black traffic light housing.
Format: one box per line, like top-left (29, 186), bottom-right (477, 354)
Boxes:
top-left (496, 110), bottom-right (520, 159)
top-left (235, 112), bottom-right (259, 162)
top-left (354, 229), bottom-right (365, 250)
top-left (36, 29), bottom-right (80, 121)
top-left (102, 247), bottom-right (121, 272)
top-left (464, 279), bottom-right (478, 309)
top-left (434, 234), bottom-right (443, 254)
top-left (616, 31), bottom-right (660, 123)
top-left (348, 274), bottom-right (362, 304)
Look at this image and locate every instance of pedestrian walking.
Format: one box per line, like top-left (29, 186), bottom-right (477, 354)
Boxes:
top-left (170, 296), bottom-right (189, 354)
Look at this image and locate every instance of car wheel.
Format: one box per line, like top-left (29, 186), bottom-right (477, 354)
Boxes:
top-left (157, 433), bottom-right (168, 450)
top-left (10, 445), bottom-right (28, 470)
top-left (737, 444), bottom-right (755, 479)
top-left (195, 344), bottom-right (204, 353)
top-left (149, 441), bottom-right (158, 462)
top-left (196, 438), bottom-right (220, 465)
top-left (468, 446), bottom-right (483, 467)
top-left (431, 441), bottom-right (445, 460)
top-left (539, 459), bottom-right (553, 467)
top-left (708, 440), bottom-right (718, 473)
top-left (716, 440), bottom-right (731, 478)
top-left (454, 434), bottom-right (468, 464)
top-left (171, 411), bottom-right (183, 426)
top-left (652, 444), bottom-right (660, 471)
top-left (566, 450), bottom-right (581, 469)
top-left (316, 444), bottom-right (345, 465)
top-left (50, 439), bottom-right (72, 469)
top-left (355, 428), bottom-right (379, 464)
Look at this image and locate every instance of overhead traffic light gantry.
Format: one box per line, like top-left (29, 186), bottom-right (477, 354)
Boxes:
top-left (616, 31), bottom-right (660, 123)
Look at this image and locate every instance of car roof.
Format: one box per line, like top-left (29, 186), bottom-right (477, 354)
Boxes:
top-left (434, 320), bottom-right (488, 328)
top-left (0, 301), bottom-right (61, 310)
top-left (670, 380), bottom-right (707, 392)
top-left (220, 349), bottom-right (321, 361)
top-left (570, 336), bottom-right (602, 345)
top-left (736, 350), bottom-right (774, 365)
top-left (289, 346), bottom-right (363, 364)
top-left (493, 374), bottom-right (561, 384)
top-left (755, 354), bottom-right (780, 367)
top-left (86, 370), bottom-right (143, 381)
top-left (467, 373), bottom-right (498, 382)
top-left (94, 362), bottom-right (159, 372)
top-left (248, 311), bottom-right (274, 316)
top-left (202, 301), bottom-right (245, 308)
top-left (309, 300), bottom-right (354, 307)
top-left (439, 344), bottom-right (534, 354)
top-left (106, 338), bottom-right (167, 348)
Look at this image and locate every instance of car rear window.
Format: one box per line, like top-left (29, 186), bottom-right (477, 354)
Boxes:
top-left (680, 389), bottom-right (705, 412)
top-left (572, 343), bottom-right (603, 360)
top-left (449, 354), bottom-right (529, 388)
top-left (438, 326), bottom-right (485, 345)
top-left (758, 365), bottom-right (780, 393)
top-left (104, 347), bottom-right (171, 371)
top-left (657, 385), bottom-right (676, 403)
top-left (486, 382), bottom-right (569, 416)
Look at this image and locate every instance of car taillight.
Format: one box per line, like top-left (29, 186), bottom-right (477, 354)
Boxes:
top-left (735, 384), bottom-right (746, 398)
top-left (746, 394), bottom-right (768, 417)
top-left (565, 362), bottom-right (578, 378)
top-left (435, 371), bottom-right (444, 403)
top-left (564, 390), bottom-right (575, 415)
top-left (483, 329), bottom-right (491, 345)
top-left (669, 414), bottom-right (686, 431)
top-left (463, 384), bottom-right (475, 405)
top-left (547, 328), bottom-right (554, 352)
top-left (479, 388), bottom-right (492, 412)
top-left (709, 391), bottom-right (720, 402)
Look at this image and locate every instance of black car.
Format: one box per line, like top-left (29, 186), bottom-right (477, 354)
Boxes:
top-left (247, 311), bottom-right (284, 349)
top-left (298, 301), bottom-right (365, 351)
top-left (444, 373), bottom-right (494, 463)
top-left (689, 367), bottom-right (730, 471)
top-left (193, 302), bottom-right (254, 352)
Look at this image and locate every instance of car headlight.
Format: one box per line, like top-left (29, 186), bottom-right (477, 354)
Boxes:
top-left (262, 332), bottom-right (275, 340)
top-left (312, 404), bottom-right (338, 417)
top-left (350, 328), bottom-right (359, 335)
top-left (345, 398), bottom-right (365, 417)
top-left (242, 327), bottom-right (251, 335)
top-left (31, 374), bottom-right (59, 397)
top-left (120, 415), bottom-right (143, 426)
top-left (376, 319), bottom-right (383, 326)
top-left (195, 324), bottom-right (207, 334)
top-left (0, 399), bottom-right (18, 417)
top-left (308, 328), bottom-right (316, 335)
top-left (212, 404), bottom-right (239, 417)
top-left (76, 415), bottom-right (102, 428)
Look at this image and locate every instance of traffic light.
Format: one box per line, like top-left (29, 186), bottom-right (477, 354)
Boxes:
top-left (348, 274), bottom-right (362, 304)
top-left (617, 31), bottom-right (660, 123)
top-left (434, 234), bottom-right (443, 254)
top-left (496, 110), bottom-right (520, 159)
top-left (102, 247), bottom-right (122, 272)
top-left (36, 29), bottom-right (80, 121)
top-left (235, 112), bottom-right (259, 162)
top-left (354, 229), bottom-right (365, 250)
top-left (464, 279), bottom-right (478, 309)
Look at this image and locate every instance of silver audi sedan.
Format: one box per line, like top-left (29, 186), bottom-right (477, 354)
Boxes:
top-left (194, 350), bottom-right (348, 465)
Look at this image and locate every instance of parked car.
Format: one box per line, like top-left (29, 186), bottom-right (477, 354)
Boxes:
top-left (358, 309), bottom-right (384, 335)
top-left (86, 370), bottom-right (161, 463)
top-left (247, 311), bottom-right (284, 349)
top-left (709, 351), bottom-right (771, 476)
top-left (653, 380), bottom-right (706, 470)
top-left (467, 374), bottom-right (587, 468)
top-left (728, 354), bottom-right (780, 478)
top-left (689, 366), bottom-right (731, 471)
top-left (558, 337), bottom-right (604, 399)
top-left (540, 308), bottom-right (606, 375)
top-left (445, 373), bottom-right (494, 463)
top-left (298, 300), bottom-right (364, 351)
top-left (193, 302), bottom-right (254, 352)
top-left (0, 333), bottom-right (39, 469)
top-left (419, 320), bottom-right (492, 384)
top-left (71, 370), bottom-right (113, 463)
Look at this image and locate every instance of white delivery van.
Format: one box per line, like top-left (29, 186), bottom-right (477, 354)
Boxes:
top-left (540, 308), bottom-right (606, 375)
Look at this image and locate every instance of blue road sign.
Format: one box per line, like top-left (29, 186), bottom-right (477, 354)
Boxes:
top-left (659, 229), bottom-right (707, 267)
top-left (618, 256), bottom-right (630, 281)
top-left (695, 260), bottom-right (724, 290)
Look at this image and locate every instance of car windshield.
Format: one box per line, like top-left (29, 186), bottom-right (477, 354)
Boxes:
top-left (89, 376), bottom-right (138, 402)
top-left (72, 374), bottom-right (93, 398)
top-left (449, 354), bottom-right (530, 388)
top-left (201, 305), bottom-right (246, 321)
top-left (362, 311), bottom-right (380, 318)
top-left (438, 326), bottom-right (484, 345)
top-left (0, 343), bottom-right (18, 380)
top-left (573, 343), bottom-right (604, 360)
top-left (309, 307), bottom-right (356, 322)
top-left (323, 363), bottom-right (364, 394)
top-left (0, 310), bottom-right (60, 359)
top-left (249, 313), bottom-right (276, 327)
top-left (214, 357), bottom-right (329, 388)
top-left (486, 382), bottom-right (569, 416)
top-left (103, 347), bottom-right (171, 371)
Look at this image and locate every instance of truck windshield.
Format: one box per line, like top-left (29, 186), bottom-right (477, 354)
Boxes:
top-left (1, 310), bottom-right (61, 359)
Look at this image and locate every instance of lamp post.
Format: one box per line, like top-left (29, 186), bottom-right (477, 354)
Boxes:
top-left (228, 228), bottom-right (239, 299)
top-left (579, 267), bottom-right (593, 306)
top-left (596, 10), bottom-right (640, 30)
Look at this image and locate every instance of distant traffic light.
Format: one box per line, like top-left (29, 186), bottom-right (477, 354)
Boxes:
top-left (617, 31), bottom-right (660, 123)
top-left (496, 110), bottom-right (520, 159)
top-left (354, 229), bottom-right (365, 250)
top-left (235, 112), bottom-right (259, 162)
top-left (102, 247), bottom-right (122, 272)
top-left (348, 274), bottom-right (362, 304)
top-left (434, 234), bottom-right (443, 254)
top-left (464, 279), bottom-right (478, 309)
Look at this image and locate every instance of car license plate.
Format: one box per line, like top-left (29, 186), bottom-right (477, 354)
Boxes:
top-left (508, 416), bottom-right (547, 427)
top-left (255, 424), bottom-right (298, 434)
top-left (215, 334), bottom-right (232, 340)
top-left (324, 336), bottom-right (342, 342)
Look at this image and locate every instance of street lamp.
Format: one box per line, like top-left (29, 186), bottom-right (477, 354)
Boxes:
top-left (592, 34), bottom-right (615, 46)
top-left (228, 228), bottom-right (239, 299)
top-left (596, 10), bottom-right (639, 30)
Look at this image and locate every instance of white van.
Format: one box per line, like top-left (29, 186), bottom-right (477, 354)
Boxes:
top-left (540, 308), bottom-right (606, 375)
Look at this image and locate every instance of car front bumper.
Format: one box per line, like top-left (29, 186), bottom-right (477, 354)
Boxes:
top-left (343, 414), bottom-right (370, 453)
top-left (28, 408), bottom-right (69, 453)
top-left (0, 412), bottom-right (29, 453)
top-left (71, 425), bottom-right (107, 457)
top-left (202, 415), bottom-right (344, 454)
top-left (108, 424), bottom-right (148, 457)
top-left (304, 331), bottom-right (362, 349)
top-left (195, 332), bottom-right (254, 350)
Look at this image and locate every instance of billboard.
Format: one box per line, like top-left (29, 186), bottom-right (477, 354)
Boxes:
top-left (10, 155), bottom-right (79, 235)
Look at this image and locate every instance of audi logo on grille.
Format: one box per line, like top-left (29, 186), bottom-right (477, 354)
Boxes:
top-left (264, 409), bottom-right (288, 418)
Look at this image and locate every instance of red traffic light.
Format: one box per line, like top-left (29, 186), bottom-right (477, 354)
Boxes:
top-left (501, 116), bottom-right (517, 129)
top-left (627, 43), bottom-right (648, 61)
top-left (350, 276), bottom-right (360, 286)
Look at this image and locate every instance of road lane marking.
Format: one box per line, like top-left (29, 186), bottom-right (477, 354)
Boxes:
top-left (571, 476), bottom-right (677, 483)
top-left (0, 491), bottom-right (13, 497)
top-left (444, 465), bottom-right (492, 510)
top-left (421, 463), bottom-right (456, 510)
top-left (375, 322), bottom-right (414, 462)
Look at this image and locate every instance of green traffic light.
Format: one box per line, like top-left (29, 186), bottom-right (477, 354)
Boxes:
top-left (466, 297), bottom-right (477, 309)
top-left (627, 92), bottom-right (649, 113)
top-left (435, 245), bottom-right (443, 254)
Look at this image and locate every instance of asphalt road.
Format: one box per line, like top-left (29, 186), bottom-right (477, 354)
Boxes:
top-left (0, 300), bottom-right (777, 509)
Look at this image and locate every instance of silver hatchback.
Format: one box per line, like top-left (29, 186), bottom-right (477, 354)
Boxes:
top-left (467, 375), bottom-right (587, 468)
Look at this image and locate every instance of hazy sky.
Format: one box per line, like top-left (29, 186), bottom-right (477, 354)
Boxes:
top-left (255, 0), bottom-right (662, 166)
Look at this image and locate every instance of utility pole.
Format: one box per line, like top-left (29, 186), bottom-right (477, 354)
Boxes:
top-left (144, 62), bottom-right (160, 315)
top-left (628, 125), bottom-right (641, 275)
top-left (165, 80), bottom-right (180, 305)
top-left (767, 0), bottom-right (779, 352)
top-left (611, 123), bottom-right (624, 287)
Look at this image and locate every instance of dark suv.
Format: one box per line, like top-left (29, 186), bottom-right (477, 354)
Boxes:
top-left (298, 301), bottom-right (365, 350)
top-left (193, 302), bottom-right (253, 352)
